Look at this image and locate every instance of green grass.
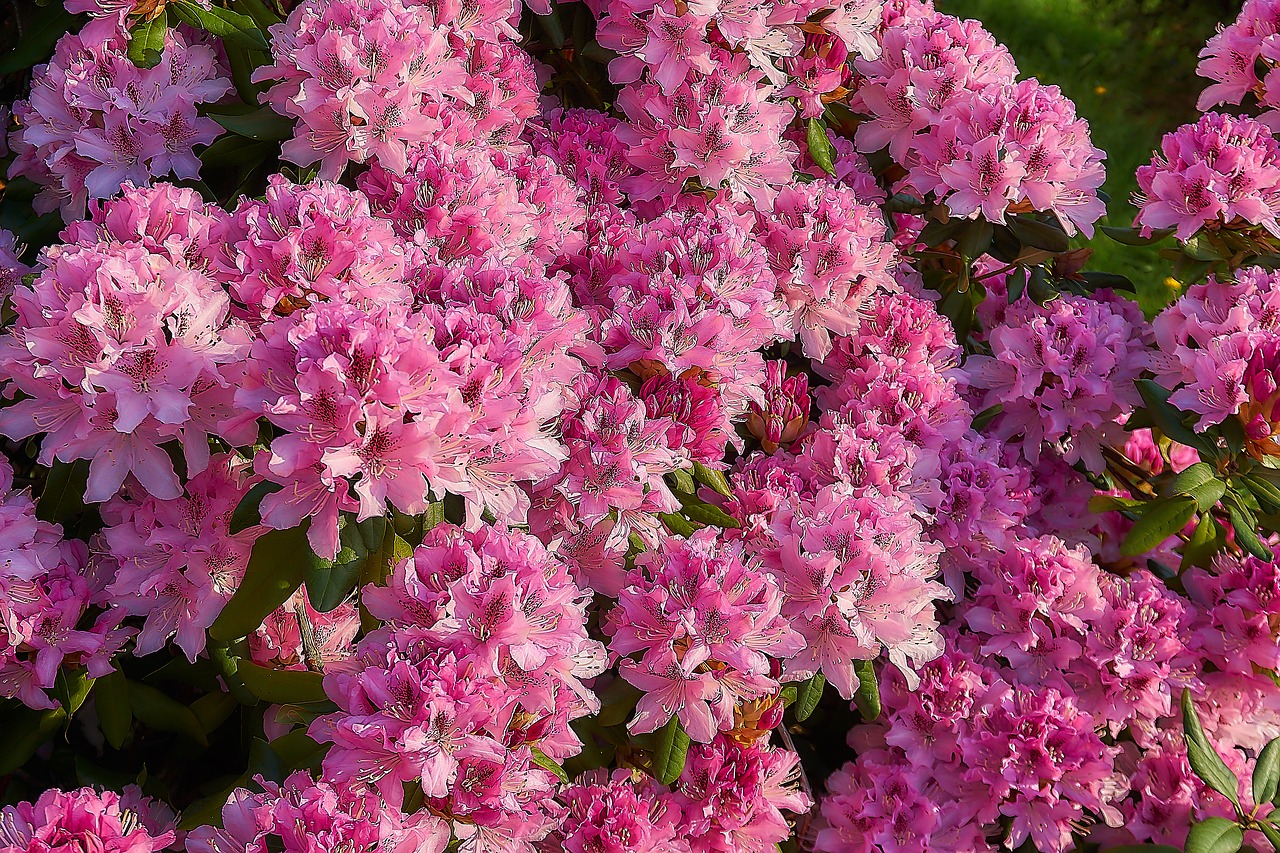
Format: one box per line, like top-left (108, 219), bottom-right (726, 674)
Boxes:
top-left (941, 0), bottom-right (1226, 313)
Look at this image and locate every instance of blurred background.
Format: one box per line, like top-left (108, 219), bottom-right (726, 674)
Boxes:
top-left (942, 0), bottom-right (1238, 310)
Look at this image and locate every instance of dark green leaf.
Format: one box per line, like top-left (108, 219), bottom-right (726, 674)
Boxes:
top-left (234, 0), bottom-right (282, 28)
top-left (179, 775), bottom-right (247, 830)
top-left (127, 14), bottom-right (168, 69)
top-left (1099, 224), bottom-right (1175, 246)
top-left (651, 715), bottom-right (691, 786)
top-left (1226, 499), bottom-right (1273, 560)
top-left (1026, 266), bottom-right (1059, 305)
top-left (36, 460), bottom-right (88, 523)
top-left (237, 661), bottom-right (328, 704)
top-left (1259, 821), bottom-right (1280, 851)
top-left (1079, 271), bottom-right (1136, 293)
top-left (169, 0), bottom-right (270, 50)
top-left (1254, 738), bottom-right (1280, 804)
top-left (210, 524), bottom-right (309, 641)
top-left (1182, 689), bottom-right (1242, 811)
top-left (793, 672), bottom-right (826, 722)
top-left (0, 706), bottom-right (66, 774)
top-left (269, 728), bottom-right (328, 773)
top-left (853, 660), bottom-right (881, 720)
top-left (55, 668), bottom-right (95, 716)
top-left (1182, 512), bottom-right (1225, 570)
top-left (1119, 496), bottom-right (1196, 557)
top-left (1008, 215), bottom-right (1070, 253)
top-left (1135, 380), bottom-right (1217, 456)
top-left (229, 481), bottom-right (282, 534)
top-left (1184, 818), bottom-right (1243, 853)
top-left (189, 690), bottom-right (238, 735)
top-left (956, 220), bottom-right (995, 261)
top-left (531, 747), bottom-right (570, 783)
top-left (692, 462), bottom-right (733, 498)
top-left (533, 8), bottom-right (566, 48)
top-left (806, 117), bottom-right (836, 176)
top-left (211, 106), bottom-right (294, 141)
top-left (128, 681), bottom-right (209, 746)
top-left (971, 403), bottom-right (1003, 431)
top-left (0, 4), bottom-right (78, 74)
top-left (305, 515), bottom-right (386, 612)
top-left (96, 669), bottom-right (132, 749)
top-left (1182, 233), bottom-right (1228, 262)
top-left (1244, 474), bottom-right (1280, 514)
top-left (1006, 267), bottom-right (1029, 303)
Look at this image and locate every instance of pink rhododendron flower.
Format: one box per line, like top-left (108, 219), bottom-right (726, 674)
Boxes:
top-left (9, 19), bottom-right (230, 219)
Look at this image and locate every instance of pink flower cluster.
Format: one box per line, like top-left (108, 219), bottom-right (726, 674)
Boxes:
top-left (1149, 265), bottom-right (1280, 432)
top-left (0, 185), bottom-right (254, 504)
top-left (9, 19), bottom-right (231, 219)
top-left (1197, 0), bottom-right (1280, 129)
top-left (852, 3), bottom-right (1106, 234)
top-left (0, 455), bottom-right (127, 710)
top-left (968, 283), bottom-right (1153, 472)
top-left (187, 771), bottom-right (448, 853)
top-left (313, 525), bottom-right (605, 850)
top-left (0, 786), bottom-right (175, 853)
top-left (606, 529), bottom-right (802, 743)
top-left (1134, 111), bottom-right (1280, 240)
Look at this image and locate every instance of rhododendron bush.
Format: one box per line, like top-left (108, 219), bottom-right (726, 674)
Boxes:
top-left (3, 0), bottom-right (1280, 851)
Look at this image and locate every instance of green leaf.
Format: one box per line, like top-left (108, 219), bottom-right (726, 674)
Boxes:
top-left (36, 460), bottom-right (88, 523)
top-left (1182, 689), bottom-right (1242, 812)
top-left (237, 661), bottom-right (328, 704)
top-left (210, 524), bottom-right (309, 641)
top-left (229, 481), bottom-right (283, 534)
top-left (96, 669), bottom-right (132, 749)
top-left (1181, 512), bottom-right (1225, 571)
top-left (55, 668), bottom-right (95, 716)
top-left (305, 515), bottom-right (386, 612)
top-left (669, 468), bottom-right (697, 496)
top-left (1225, 498), bottom-right (1273, 561)
top-left (853, 660), bottom-right (882, 720)
top-left (234, 0), bottom-right (283, 27)
top-left (1119, 496), bottom-right (1196, 557)
top-left (0, 706), bottom-right (66, 774)
top-left (971, 403), bottom-right (1003, 431)
top-left (1007, 215), bottom-right (1070, 253)
top-left (1184, 818), bottom-right (1243, 853)
top-left (1099, 224), bottom-right (1176, 246)
top-left (0, 4), bottom-right (78, 74)
top-left (1259, 821), bottom-right (1280, 851)
top-left (1135, 379), bottom-right (1216, 456)
top-left (531, 747), bottom-right (570, 783)
top-left (692, 462), bottom-right (733, 498)
top-left (806, 117), bottom-right (837, 176)
top-left (210, 106), bottom-right (295, 141)
top-left (956, 220), bottom-right (995, 261)
top-left (596, 680), bottom-right (643, 728)
top-left (1088, 494), bottom-right (1146, 514)
top-left (169, 0), bottom-right (270, 50)
top-left (651, 715), bottom-right (691, 786)
top-left (127, 14), bottom-right (168, 69)
top-left (1242, 474), bottom-right (1280, 514)
top-left (679, 500), bottom-right (741, 529)
top-left (269, 728), bottom-right (328, 773)
top-left (1254, 738), bottom-right (1280, 804)
top-left (1079, 271), bottom-right (1137, 293)
top-left (658, 512), bottom-right (699, 538)
top-left (179, 775), bottom-right (246, 830)
top-left (1026, 266), bottom-right (1058, 305)
top-left (793, 672), bottom-right (826, 722)
top-left (1166, 462), bottom-right (1227, 510)
top-left (128, 681), bottom-right (209, 746)
top-left (189, 690), bottom-right (238, 735)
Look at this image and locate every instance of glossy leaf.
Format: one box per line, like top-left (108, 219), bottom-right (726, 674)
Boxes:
top-left (127, 14), bottom-right (168, 69)
top-left (1254, 737), bottom-right (1280, 804)
top-left (128, 681), bottom-right (209, 746)
top-left (853, 660), bottom-right (881, 720)
top-left (794, 672), bottom-right (826, 722)
top-left (1184, 818), bottom-right (1243, 853)
top-left (96, 670), bottom-right (132, 749)
top-left (169, 0), bottom-right (269, 50)
top-left (1119, 496), bottom-right (1196, 557)
top-left (237, 661), bottom-right (328, 704)
top-left (531, 747), bottom-right (570, 783)
top-left (692, 462), bottom-right (733, 498)
top-left (1182, 689), bottom-right (1242, 811)
top-left (229, 481), bottom-right (283, 534)
top-left (806, 117), bottom-right (836, 176)
top-left (651, 714), bottom-right (691, 786)
top-left (210, 524), bottom-right (309, 641)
